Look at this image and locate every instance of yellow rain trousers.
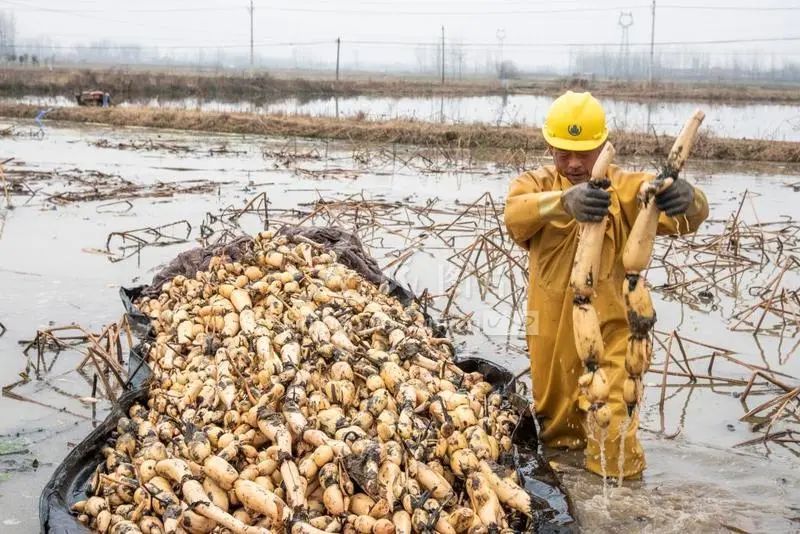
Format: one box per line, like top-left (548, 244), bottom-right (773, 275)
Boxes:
top-left (504, 164), bottom-right (708, 478)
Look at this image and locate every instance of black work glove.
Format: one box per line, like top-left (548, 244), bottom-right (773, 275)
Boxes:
top-left (562, 182), bottom-right (611, 223)
top-left (655, 178), bottom-right (694, 216)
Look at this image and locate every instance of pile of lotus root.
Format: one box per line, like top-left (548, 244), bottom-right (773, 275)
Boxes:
top-left (72, 230), bottom-right (538, 534)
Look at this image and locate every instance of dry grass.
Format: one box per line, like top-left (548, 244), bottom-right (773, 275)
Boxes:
top-left (2, 102), bottom-right (799, 163)
top-left (3, 66), bottom-right (800, 103)
top-left (0, 67), bottom-right (497, 101)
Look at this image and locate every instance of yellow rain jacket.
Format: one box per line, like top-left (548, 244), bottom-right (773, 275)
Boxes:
top-left (504, 164), bottom-right (708, 477)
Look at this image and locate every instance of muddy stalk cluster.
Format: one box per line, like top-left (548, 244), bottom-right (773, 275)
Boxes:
top-left (72, 231), bottom-right (538, 534)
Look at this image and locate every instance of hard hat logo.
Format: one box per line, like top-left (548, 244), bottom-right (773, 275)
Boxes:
top-left (542, 91), bottom-right (608, 151)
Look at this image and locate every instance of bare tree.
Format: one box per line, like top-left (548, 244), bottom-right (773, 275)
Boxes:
top-left (0, 10), bottom-right (17, 57)
top-left (414, 46), bottom-right (428, 74)
top-left (449, 40), bottom-right (466, 79)
top-left (497, 60), bottom-right (520, 80)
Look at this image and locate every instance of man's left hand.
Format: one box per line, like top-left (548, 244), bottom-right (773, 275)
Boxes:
top-left (655, 178), bottom-right (694, 216)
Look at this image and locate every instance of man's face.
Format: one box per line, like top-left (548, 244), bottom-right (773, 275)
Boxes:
top-left (550, 143), bottom-right (605, 184)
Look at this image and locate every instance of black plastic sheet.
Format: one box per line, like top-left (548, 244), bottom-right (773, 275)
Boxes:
top-left (39, 348), bottom-right (150, 534)
top-left (453, 357), bottom-right (575, 532)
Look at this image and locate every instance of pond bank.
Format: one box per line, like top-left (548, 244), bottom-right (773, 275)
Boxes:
top-left (3, 102), bottom-right (800, 164)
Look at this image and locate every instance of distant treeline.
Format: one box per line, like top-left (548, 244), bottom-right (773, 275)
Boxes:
top-left (3, 67), bottom-right (800, 105)
top-left (571, 50), bottom-right (800, 84)
top-left (1, 2), bottom-right (798, 87)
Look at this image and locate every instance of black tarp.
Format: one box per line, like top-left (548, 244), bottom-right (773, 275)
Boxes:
top-left (39, 341), bottom-right (150, 534)
top-left (39, 228), bottom-right (576, 533)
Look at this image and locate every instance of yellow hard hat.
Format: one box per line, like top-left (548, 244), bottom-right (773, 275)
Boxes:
top-left (542, 91), bottom-right (608, 151)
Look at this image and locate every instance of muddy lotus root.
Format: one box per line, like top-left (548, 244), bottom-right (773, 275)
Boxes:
top-left (72, 230), bottom-right (536, 533)
top-left (570, 144), bottom-right (616, 431)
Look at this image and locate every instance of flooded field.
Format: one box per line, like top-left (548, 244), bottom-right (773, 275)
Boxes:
top-left (5, 93), bottom-right (800, 141)
top-left (1, 119), bottom-right (799, 532)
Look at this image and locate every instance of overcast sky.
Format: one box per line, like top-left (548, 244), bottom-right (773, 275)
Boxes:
top-left (3, 0), bottom-right (799, 70)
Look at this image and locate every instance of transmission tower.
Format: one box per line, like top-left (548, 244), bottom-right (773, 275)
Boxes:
top-left (617, 11), bottom-right (633, 80)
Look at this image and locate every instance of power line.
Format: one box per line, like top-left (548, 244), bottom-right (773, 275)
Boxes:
top-left (345, 36), bottom-right (800, 48)
top-left (166, 5), bottom-right (650, 15)
top-left (2, 0), bottom-right (612, 4)
top-left (25, 40), bottom-right (333, 51)
top-left (0, 0), bottom-right (177, 30)
top-left (0, 1), bottom-right (650, 15)
top-left (1, 4), bottom-right (234, 13)
top-left (7, 1), bottom-right (800, 14)
top-left (659, 4), bottom-right (800, 11)
top-left (19, 35), bottom-right (800, 52)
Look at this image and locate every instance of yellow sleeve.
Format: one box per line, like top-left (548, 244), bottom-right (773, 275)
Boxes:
top-left (656, 186), bottom-right (709, 236)
top-left (503, 169), bottom-right (571, 249)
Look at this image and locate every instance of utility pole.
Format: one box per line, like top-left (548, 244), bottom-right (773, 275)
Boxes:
top-left (335, 38), bottom-right (341, 81)
top-left (441, 26), bottom-right (445, 85)
top-left (249, 0), bottom-right (254, 68)
top-left (648, 0), bottom-right (655, 84)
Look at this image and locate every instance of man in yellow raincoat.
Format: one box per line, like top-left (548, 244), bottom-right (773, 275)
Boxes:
top-left (504, 91), bottom-right (709, 478)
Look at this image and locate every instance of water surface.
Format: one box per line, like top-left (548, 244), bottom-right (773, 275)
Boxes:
top-left (6, 93), bottom-right (800, 141)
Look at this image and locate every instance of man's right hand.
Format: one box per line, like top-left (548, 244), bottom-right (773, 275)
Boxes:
top-left (562, 183), bottom-right (611, 222)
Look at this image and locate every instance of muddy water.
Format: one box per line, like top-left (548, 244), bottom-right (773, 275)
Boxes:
top-left (1, 119), bottom-right (799, 532)
top-left (5, 93), bottom-right (800, 141)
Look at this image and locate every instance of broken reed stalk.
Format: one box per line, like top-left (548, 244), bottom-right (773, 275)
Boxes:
top-left (733, 430), bottom-right (797, 448)
top-left (740, 370), bottom-right (798, 405)
top-left (659, 333), bottom-right (674, 418)
top-left (9, 319), bottom-right (133, 407)
top-left (672, 330), bottom-right (696, 382)
top-left (0, 158), bottom-right (12, 208)
top-left (106, 220), bottom-right (193, 263)
top-left (753, 260), bottom-right (792, 333)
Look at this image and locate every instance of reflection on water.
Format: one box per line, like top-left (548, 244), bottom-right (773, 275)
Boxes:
top-left (5, 93), bottom-right (800, 141)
